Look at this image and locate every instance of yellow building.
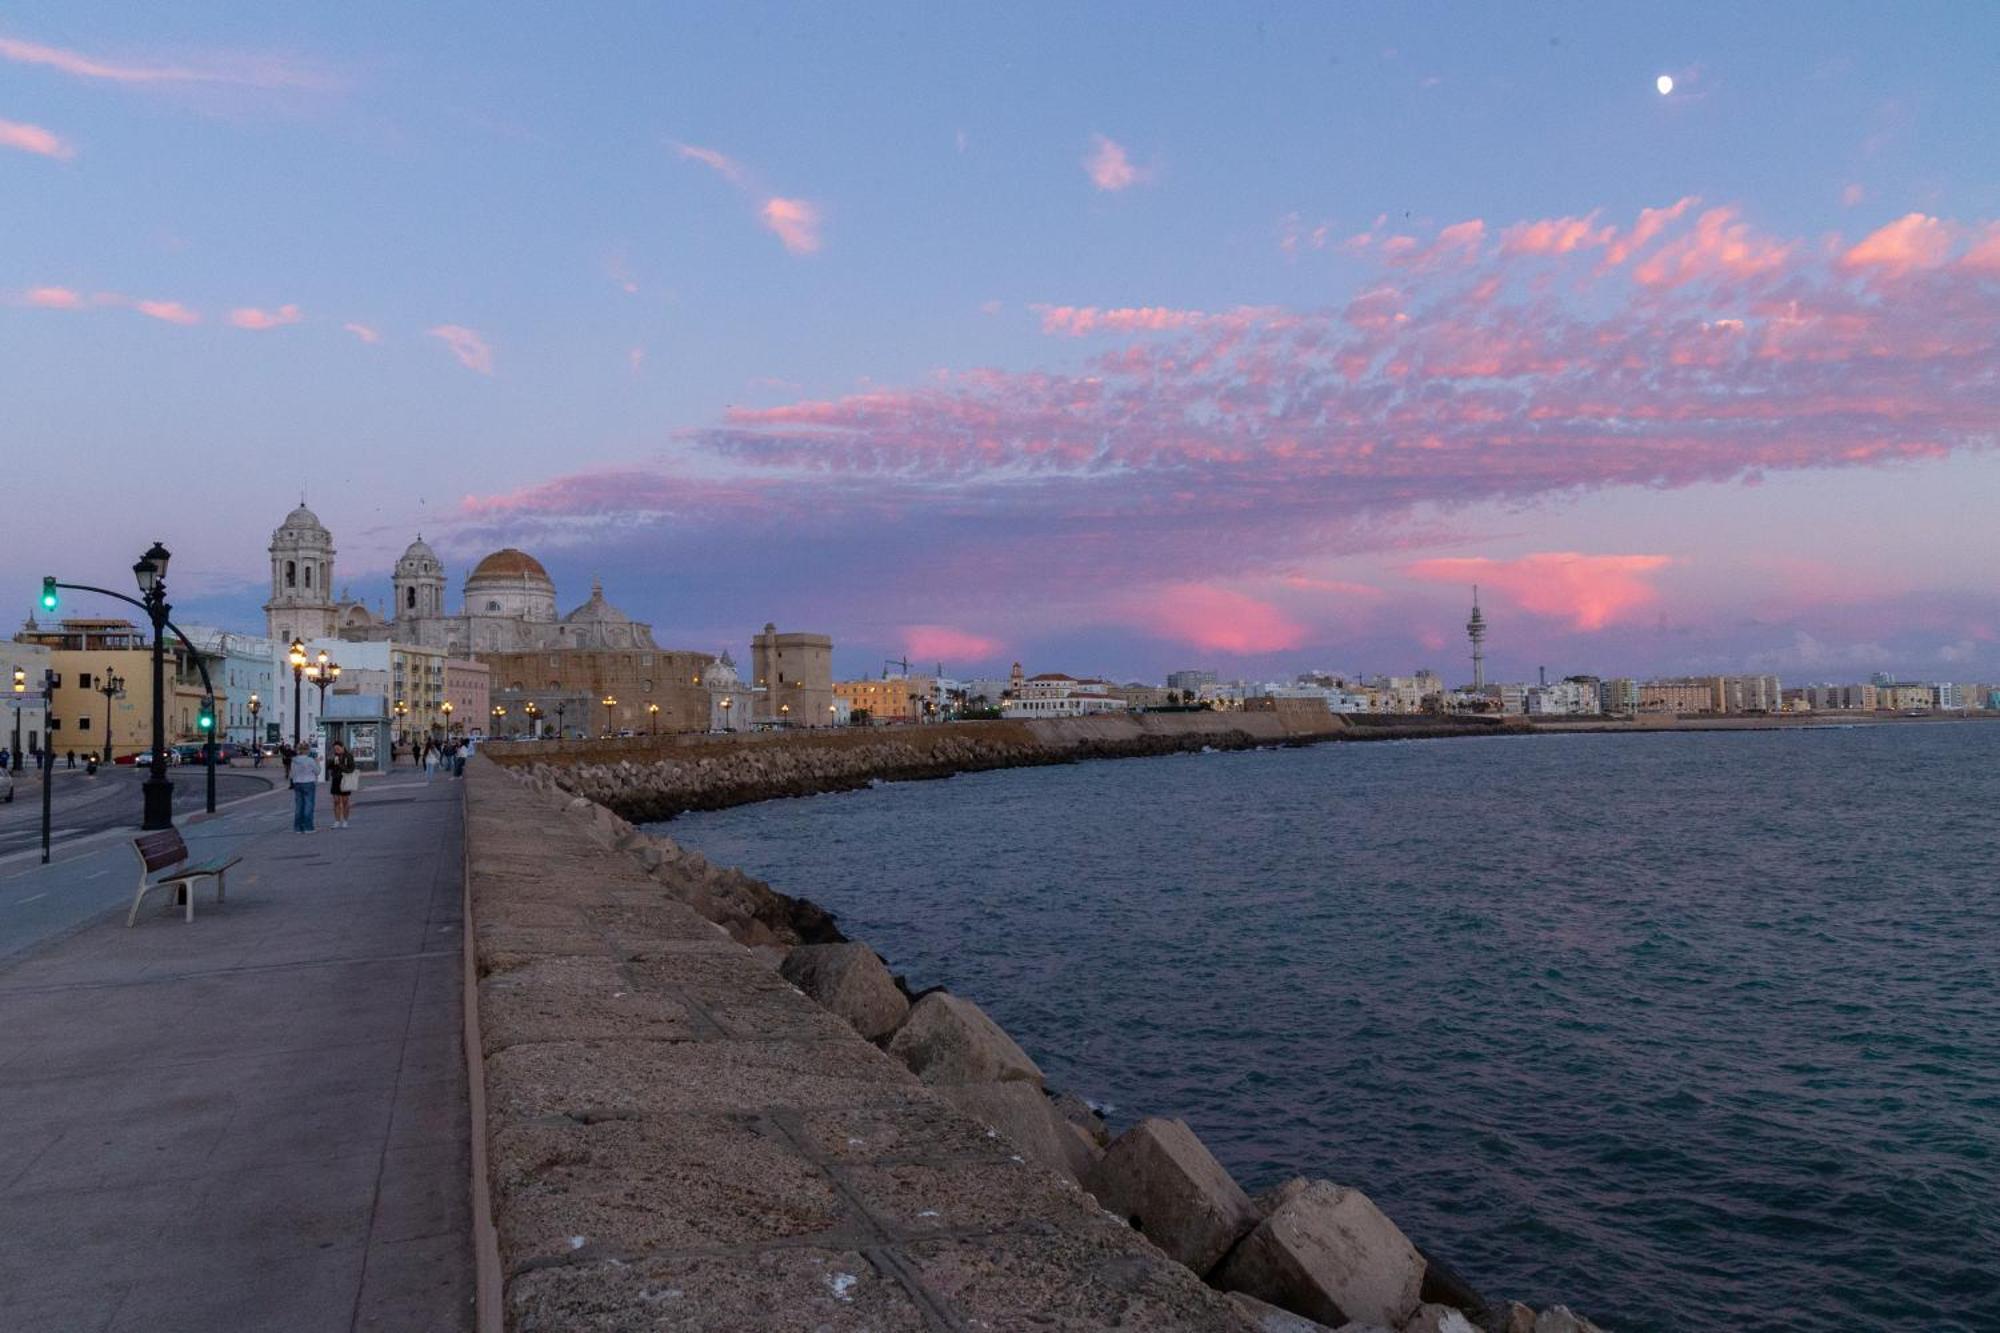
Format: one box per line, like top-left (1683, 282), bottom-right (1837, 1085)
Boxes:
top-left (833, 677), bottom-right (932, 723)
top-left (18, 619), bottom-right (218, 760)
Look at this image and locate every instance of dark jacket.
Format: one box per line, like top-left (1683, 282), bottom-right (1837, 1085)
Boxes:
top-left (327, 753), bottom-right (357, 794)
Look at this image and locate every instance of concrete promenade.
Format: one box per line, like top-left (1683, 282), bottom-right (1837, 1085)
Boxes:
top-left (0, 767), bottom-right (473, 1332)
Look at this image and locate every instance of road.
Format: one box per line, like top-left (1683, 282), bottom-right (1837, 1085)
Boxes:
top-left (0, 762), bottom-right (279, 860)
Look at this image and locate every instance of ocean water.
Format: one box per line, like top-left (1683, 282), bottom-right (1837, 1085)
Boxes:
top-left (662, 725), bottom-right (2000, 1331)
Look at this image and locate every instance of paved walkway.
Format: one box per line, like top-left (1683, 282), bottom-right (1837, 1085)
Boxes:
top-left (0, 769), bottom-right (473, 1332)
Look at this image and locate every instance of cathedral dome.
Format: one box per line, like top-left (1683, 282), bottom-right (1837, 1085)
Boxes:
top-left (463, 547), bottom-right (556, 623)
top-left (562, 579), bottom-right (630, 625)
top-left (398, 537), bottom-right (440, 567)
top-left (279, 503), bottom-right (327, 534)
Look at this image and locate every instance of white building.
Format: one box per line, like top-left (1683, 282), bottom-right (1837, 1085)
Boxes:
top-left (1527, 679), bottom-right (1600, 716)
top-left (3, 640), bottom-right (53, 762)
top-left (1000, 672), bottom-right (1129, 718)
top-left (179, 626), bottom-right (277, 746)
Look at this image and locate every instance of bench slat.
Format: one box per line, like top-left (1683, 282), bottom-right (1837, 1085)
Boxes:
top-left (135, 829), bottom-right (190, 873)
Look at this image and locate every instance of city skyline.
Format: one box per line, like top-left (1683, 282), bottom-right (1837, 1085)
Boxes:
top-left (6, 7), bottom-right (1998, 682)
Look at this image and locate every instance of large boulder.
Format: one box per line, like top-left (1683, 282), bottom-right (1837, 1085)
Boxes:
top-left (779, 943), bottom-right (909, 1040)
top-left (1224, 1292), bottom-right (1342, 1332)
top-left (1499, 1305), bottom-right (1535, 1333)
top-left (1082, 1118), bottom-right (1258, 1276)
top-left (1405, 1304), bottom-right (1479, 1333)
top-left (886, 992), bottom-right (1043, 1086)
top-left (1214, 1180), bottom-right (1424, 1330)
top-left (936, 1082), bottom-right (1098, 1183)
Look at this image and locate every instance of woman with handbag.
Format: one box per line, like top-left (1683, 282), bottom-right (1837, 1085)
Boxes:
top-left (327, 741), bottom-right (358, 828)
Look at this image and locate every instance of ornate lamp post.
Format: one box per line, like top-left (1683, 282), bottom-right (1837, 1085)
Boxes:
top-left (602, 694), bottom-right (617, 735)
top-left (247, 692), bottom-right (262, 749)
top-left (829, 701), bottom-right (838, 727)
top-left (779, 702), bottom-right (790, 728)
top-left (133, 542), bottom-right (174, 830)
top-left (551, 700), bottom-right (566, 745)
top-left (440, 700), bottom-right (454, 736)
top-left (720, 696), bottom-right (732, 732)
top-left (10, 667), bottom-right (25, 772)
top-left (96, 666), bottom-right (125, 762)
top-left (646, 702), bottom-right (659, 736)
top-left (288, 639), bottom-right (308, 747)
top-left (523, 700), bottom-right (540, 739)
top-left (492, 703), bottom-right (507, 737)
top-left (304, 649), bottom-right (340, 749)
top-left (393, 699), bottom-right (407, 751)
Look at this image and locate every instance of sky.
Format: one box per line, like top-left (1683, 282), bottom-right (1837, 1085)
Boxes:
top-left (4, 4), bottom-right (1998, 684)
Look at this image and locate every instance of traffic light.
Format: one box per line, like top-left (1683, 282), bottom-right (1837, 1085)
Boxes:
top-left (40, 576), bottom-right (58, 612)
top-left (10, 667), bottom-right (23, 694)
top-left (198, 697), bottom-right (216, 733)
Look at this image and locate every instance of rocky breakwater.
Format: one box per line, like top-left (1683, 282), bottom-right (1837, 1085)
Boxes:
top-left (485, 705), bottom-right (1365, 823)
top-left (475, 758), bottom-right (1612, 1332)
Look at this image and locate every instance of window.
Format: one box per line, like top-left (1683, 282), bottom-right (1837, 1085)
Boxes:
top-left (286, 560), bottom-right (297, 588)
top-left (643, 680), bottom-right (653, 692)
top-left (486, 600), bottom-right (501, 612)
top-left (77, 716), bottom-right (91, 731)
top-left (406, 587), bottom-right (416, 610)
top-left (79, 672), bottom-right (93, 689)
top-left (303, 564), bottom-right (312, 589)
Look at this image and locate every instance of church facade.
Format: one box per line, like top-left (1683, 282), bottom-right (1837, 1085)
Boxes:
top-left (262, 504), bottom-right (658, 656)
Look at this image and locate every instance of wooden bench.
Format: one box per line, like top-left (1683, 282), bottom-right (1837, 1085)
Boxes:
top-left (128, 828), bottom-right (241, 926)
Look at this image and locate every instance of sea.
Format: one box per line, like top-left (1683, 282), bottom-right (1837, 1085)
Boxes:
top-left (661, 724), bottom-right (2000, 1332)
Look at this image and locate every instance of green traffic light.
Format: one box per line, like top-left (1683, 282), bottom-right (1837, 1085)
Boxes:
top-left (40, 576), bottom-right (58, 612)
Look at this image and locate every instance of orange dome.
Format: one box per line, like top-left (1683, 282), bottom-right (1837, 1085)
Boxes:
top-left (465, 548), bottom-right (552, 585)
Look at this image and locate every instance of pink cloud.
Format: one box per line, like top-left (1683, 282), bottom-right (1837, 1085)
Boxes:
top-left (229, 303), bottom-right (301, 330)
top-left (760, 197), bottom-right (821, 254)
top-left (672, 141), bottom-right (748, 188)
top-left (1084, 134), bottom-right (1148, 191)
top-left (1034, 305), bottom-right (1237, 337)
top-left (428, 324), bottom-right (493, 375)
top-left (21, 285), bottom-right (83, 308)
top-left (341, 321), bottom-right (380, 343)
top-left (1842, 183), bottom-right (1866, 208)
top-left (1407, 554), bottom-right (1674, 631)
top-left (1631, 206), bottom-right (1791, 288)
top-left (1601, 196), bottom-right (1699, 268)
top-left (0, 117), bottom-right (74, 159)
top-left (0, 33), bottom-right (335, 89)
top-left (1840, 213), bottom-right (1954, 276)
top-left (1122, 584), bottom-right (1306, 654)
top-left (1502, 211), bottom-right (1611, 256)
top-left (903, 625), bottom-right (1004, 662)
top-left (133, 299), bottom-right (199, 325)
top-left (1961, 225), bottom-right (2000, 276)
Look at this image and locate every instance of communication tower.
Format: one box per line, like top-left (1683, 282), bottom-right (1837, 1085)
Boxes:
top-left (1466, 586), bottom-right (1487, 689)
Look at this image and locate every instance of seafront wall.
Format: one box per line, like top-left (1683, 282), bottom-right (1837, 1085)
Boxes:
top-left (486, 707), bottom-right (1518, 823)
top-left (467, 716), bottom-right (1608, 1331)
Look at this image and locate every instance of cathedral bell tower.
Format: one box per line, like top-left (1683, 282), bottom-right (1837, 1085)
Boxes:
top-left (392, 536), bottom-right (447, 627)
top-left (264, 502), bottom-right (338, 645)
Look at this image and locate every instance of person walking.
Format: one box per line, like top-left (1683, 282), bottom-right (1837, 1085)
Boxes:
top-left (289, 744), bottom-right (321, 833)
top-left (327, 741), bottom-right (357, 828)
top-left (422, 739), bottom-right (439, 782)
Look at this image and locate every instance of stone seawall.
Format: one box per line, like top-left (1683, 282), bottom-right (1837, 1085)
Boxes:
top-left (487, 708), bottom-right (1518, 824)
top-left (468, 728), bottom-right (1607, 1333)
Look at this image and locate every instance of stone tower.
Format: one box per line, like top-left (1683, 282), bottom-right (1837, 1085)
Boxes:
top-left (392, 536), bottom-right (447, 625)
top-left (264, 502), bottom-right (339, 645)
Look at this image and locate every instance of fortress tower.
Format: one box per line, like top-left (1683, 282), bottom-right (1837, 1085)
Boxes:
top-left (264, 502), bottom-right (339, 645)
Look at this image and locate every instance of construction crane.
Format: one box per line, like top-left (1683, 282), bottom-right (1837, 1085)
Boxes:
top-left (882, 656), bottom-right (911, 679)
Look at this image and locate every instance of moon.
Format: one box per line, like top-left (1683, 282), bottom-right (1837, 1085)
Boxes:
top-left (1656, 74), bottom-right (1674, 96)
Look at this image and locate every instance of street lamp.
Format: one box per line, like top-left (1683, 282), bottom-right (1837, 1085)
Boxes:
top-left (304, 649), bottom-right (340, 749)
top-left (647, 701), bottom-right (659, 736)
top-left (440, 699), bottom-right (454, 736)
top-left (288, 639), bottom-right (308, 747)
top-left (602, 694), bottom-right (618, 735)
top-left (133, 541), bottom-right (174, 830)
top-left (492, 703), bottom-right (507, 737)
top-left (523, 700), bottom-right (540, 739)
top-left (720, 696), bottom-right (733, 732)
top-left (551, 700), bottom-right (566, 744)
top-left (10, 667), bottom-right (25, 772)
top-left (95, 666), bottom-right (125, 762)
top-left (247, 692), bottom-right (261, 749)
top-left (829, 701), bottom-right (838, 727)
top-left (779, 702), bottom-right (790, 728)
top-left (393, 699), bottom-right (407, 751)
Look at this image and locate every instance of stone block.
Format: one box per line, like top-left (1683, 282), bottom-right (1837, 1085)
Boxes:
top-left (885, 991), bottom-right (1043, 1086)
top-left (1227, 1290), bottom-right (1342, 1331)
top-left (1533, 1307), bottom-right (1606, 1333)
top-left (780, 943), bottom-right (911, 1041)
top-left (1214, 1180), bottom-right (1424, 1330)
top-left (936, 1081), bottom-right (1094, 1183)
top-left (1082, 1117), bottom-right (1257, 1276)
top-left (1050, 1089), bottom-right (1110, 1146)
top-left (1500, 1302), bottom-right (1536, 1333)
top-left (1406, 1303), bottom-right (1480, 1333)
